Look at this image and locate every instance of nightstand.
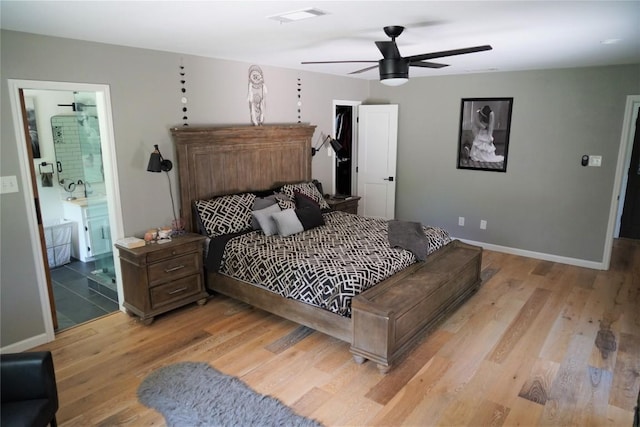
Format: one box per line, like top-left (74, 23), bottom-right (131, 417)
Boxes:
top-left (115, 233), bottom-right (208, 325)
top-left (325, 196), bottom-right (361, 214)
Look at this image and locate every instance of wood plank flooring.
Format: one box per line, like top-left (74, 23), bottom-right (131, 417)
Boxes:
top-left (33, 239), bottom-right (640, 426)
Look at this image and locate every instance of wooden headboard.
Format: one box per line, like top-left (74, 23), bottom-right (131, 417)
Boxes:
top-left (171, 124), bottom-right (316, 233)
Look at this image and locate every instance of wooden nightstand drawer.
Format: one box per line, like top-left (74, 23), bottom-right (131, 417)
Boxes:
top-left (146, 241), bottom-right (202, 263)
top-left (147, 252), bottom-right (200, 286)
top-left (150, 274), bottom-right (203, 309)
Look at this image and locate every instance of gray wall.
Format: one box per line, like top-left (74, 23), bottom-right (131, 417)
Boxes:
top-left (0, 30), bottom-right (368, 349)
top-left (1, 29), bottom-right (638, 350)
top-left (370, 65), bottom-right (640, 262)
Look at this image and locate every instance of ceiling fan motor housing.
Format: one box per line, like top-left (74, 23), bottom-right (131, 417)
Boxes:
top-left (379, 58), bottom-right (409, 80)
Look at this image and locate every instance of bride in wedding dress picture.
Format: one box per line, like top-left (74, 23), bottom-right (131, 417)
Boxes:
top-left (469, 105), bottom-right (504, 163)
top-left (458, 98), bottom-right (513, 172)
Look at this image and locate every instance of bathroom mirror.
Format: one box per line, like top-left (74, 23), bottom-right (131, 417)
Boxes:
top-left (51, 114), bottom-right (104, 186)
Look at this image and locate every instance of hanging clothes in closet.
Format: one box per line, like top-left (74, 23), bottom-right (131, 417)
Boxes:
top-left (335, 106), bottom-right (353, 196)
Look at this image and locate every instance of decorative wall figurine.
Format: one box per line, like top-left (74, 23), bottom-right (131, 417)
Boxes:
top-left (179, 59), bottom-right (188, 126)
top-left (247, 65), bottom-right (267, 126)
top-left (297, 77), bottom-right (302, 123)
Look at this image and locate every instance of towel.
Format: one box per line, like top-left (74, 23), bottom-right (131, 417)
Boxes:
top-left (41, 172), bottom-right (53, 187)
top-left (388, 220), bottom-right (429, 261)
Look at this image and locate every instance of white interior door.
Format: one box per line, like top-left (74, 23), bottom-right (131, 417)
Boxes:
top-left (357, 104), bottom-right (398, 219)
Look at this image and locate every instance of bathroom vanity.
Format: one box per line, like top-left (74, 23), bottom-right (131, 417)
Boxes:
top-left (63, 198), bottom-right (111, 262)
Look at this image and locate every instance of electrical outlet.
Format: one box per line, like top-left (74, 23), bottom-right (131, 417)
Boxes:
top-left (480, 220), bottom-right (487, 230)
top-left (458, 216), bottom-right (465, 226)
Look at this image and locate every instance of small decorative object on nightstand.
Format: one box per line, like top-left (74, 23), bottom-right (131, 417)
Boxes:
top-left (325, 195), bottom-right (361, 214)
top-left (115, 233), bottom-right (208, 325)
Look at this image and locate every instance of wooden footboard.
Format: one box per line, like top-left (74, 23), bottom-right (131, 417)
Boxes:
top-left (350, 240), bottom-right (482, 373)
top-left (208, 239), bottom-right (482, 374)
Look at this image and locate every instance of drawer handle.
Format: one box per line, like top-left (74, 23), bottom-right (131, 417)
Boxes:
top-left (168, 287), bottom-right (188, 295)
top-left (165, 265), bottom-right (185, 273)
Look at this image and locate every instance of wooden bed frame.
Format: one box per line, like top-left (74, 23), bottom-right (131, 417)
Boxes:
top-left (171, 124), bottom-right (483, 373)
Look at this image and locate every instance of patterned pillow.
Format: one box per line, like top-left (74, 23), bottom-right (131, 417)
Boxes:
top-left (280, 182), bottom-right (330, 210)
top-left (273, 192), bottom-right (296, 211)
top-left (194, 193), bottom-right (256, 237)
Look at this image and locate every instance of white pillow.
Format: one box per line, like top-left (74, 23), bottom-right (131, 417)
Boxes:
top-left (252, 204), bottom-right (281, 236)
top-left (271, 208), bottom-right (304, 237)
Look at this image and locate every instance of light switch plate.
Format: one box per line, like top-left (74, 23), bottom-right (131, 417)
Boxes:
top-left (588, 155), bottom-right (602, 167)
top-left (0, 175), bottom-right (19, 194)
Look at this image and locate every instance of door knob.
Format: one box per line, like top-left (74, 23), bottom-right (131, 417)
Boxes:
top-left (383, 177), bottom-right (394, 182)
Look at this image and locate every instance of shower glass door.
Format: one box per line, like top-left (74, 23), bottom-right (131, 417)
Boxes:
top-left (74, 91), bottom-right (117, 299)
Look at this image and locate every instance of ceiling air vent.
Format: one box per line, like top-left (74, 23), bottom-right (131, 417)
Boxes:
top-left (268, 8), bottom-right (327, 23)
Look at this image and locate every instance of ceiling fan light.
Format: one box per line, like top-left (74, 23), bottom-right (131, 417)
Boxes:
top-left (381, 77), bottom-right (408, 86)
top-left (379, 58), bottom-right (409, 86)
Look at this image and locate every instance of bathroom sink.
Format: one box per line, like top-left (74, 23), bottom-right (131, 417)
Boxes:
top-left (64, 196), bottom-right (106, 207)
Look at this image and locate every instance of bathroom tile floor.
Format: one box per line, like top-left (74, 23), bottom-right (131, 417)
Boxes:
top-left (50, 259), bottom-right (119, 332)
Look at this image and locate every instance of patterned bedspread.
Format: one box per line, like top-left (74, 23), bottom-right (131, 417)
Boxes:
top-left (217, 211), bottom-right (451, 317)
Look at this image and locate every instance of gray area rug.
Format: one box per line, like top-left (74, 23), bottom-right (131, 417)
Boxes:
top-left (137, 362), bottom-right (323, 427)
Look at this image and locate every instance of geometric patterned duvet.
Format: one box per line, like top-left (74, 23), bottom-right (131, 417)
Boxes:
top-left (218, 211), bottom-right (452, 317)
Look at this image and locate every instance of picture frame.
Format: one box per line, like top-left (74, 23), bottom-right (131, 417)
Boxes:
top-left (457, 97), bottom-right (513, 172)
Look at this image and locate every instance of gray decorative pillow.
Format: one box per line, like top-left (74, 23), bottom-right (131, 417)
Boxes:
top-left (280, 182), bottom-right (331, 210)
top-left (271, 208), bottom-right (304, 237)
top-left (194, 193), bottom-right (256, 237)
top-left (251, 195), bottom-right (278, 229)
top-left (252, 203), bottom-right (281, 236)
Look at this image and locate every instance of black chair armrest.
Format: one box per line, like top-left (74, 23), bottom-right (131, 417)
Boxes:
top-left (1, 351), bottom-right (58, 407)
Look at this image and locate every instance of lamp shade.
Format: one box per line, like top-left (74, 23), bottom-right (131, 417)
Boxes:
top-left (147, 145), bottom-right (173, 172)
top-left (147, 152), bottom-right (162, 172)
top-left (329, 138), bottom-right (343, 153)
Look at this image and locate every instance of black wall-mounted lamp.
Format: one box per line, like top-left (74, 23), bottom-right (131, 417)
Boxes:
top-left (311, 135), bottom-right (342, 156)
top-left (147, 144), bottom-right (173, 172)
top-left (146, 145), bottom-right (179, 231)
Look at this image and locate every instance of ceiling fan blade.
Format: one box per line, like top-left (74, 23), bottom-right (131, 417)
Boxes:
top-left (301, 60), bottom-right (377, 64)
top-left (375, 41), bottom-right (401, 59)
top-left (349, 64), bottom-right (380, 74)
top-left (409, 61), bottom-right (449, 69)
top-left (405, 45), bottom-right (492, 62)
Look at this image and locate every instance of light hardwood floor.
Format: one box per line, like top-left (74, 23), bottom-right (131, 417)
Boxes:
top-left (34, 239), bottom-right (639, 426)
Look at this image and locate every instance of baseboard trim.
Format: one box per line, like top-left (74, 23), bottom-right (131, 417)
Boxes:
top-left (1, 332), bottom-right (51, 354)
top-left (455, 238), bottom-right (606, 270)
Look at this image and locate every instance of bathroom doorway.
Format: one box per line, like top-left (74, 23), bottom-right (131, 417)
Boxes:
top-left (9, 80), bottom-right (124, 335)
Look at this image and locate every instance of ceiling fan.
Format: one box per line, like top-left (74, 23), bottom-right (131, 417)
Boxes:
top-left (302, 26), bottom-right (492, 86)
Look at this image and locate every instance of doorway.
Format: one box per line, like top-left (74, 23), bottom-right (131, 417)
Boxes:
top-left (618, 108), bottom-right (640, 239)
top-left (8, 80), bottom-right (124, 337)
top-left (604, 95), bottom-right (640, 270)
top-left (332, 100), bottom-right (360, 196)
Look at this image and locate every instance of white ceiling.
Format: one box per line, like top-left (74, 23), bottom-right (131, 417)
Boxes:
top-left (2, 1), bottom-right (639, 81)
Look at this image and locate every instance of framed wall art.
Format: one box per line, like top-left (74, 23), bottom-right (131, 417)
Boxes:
top-left (457, 97), bottom-right (513, 172)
